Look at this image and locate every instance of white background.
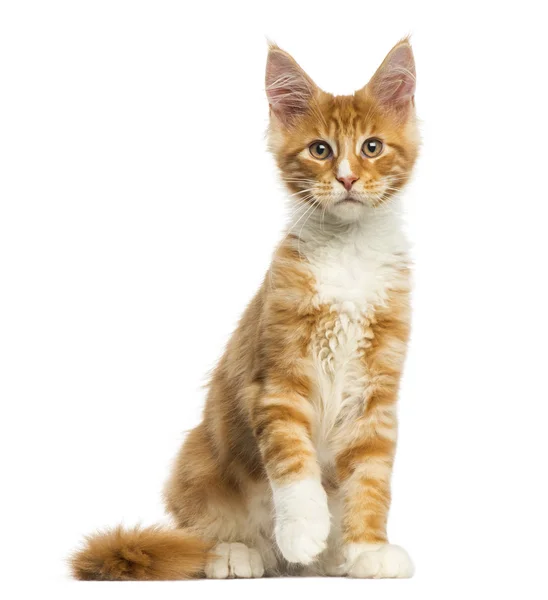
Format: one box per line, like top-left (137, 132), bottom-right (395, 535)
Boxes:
top-left (1, 1), bottom-right (547, 598)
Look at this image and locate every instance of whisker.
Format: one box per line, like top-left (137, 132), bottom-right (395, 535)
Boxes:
top-left (297, 202), bottom-right (320, 258)
top-left (287, 188), bottom-right (316, 198)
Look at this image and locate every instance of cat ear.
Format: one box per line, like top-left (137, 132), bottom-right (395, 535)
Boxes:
top-left (265, 45), bottom-right (318, 127)
top-left (367, 39), bottom-right (416, 115)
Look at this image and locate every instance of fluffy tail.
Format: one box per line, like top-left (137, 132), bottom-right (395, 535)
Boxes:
top-left (70, 525), bottom-right (213, 580)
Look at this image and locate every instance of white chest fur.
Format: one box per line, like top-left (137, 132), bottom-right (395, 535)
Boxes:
top-left (299, 208), bottom-right (409, 464)
top-left (305, 209), bottom-right (409, 309)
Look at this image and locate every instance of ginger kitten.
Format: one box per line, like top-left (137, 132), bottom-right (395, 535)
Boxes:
top-left (71, 38), bottom-right (419, 580)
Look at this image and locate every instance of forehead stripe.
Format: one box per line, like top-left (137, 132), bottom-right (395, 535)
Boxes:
top-left (337, 158), bottom-right (352, 178)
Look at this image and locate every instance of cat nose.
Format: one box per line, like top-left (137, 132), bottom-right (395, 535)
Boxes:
top-left (337, 175), bottom-right (358, 191)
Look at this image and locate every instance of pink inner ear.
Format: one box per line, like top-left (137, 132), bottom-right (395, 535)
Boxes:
top-left (265, 50), bottom-right (314, 126)
top-left (371, 44), bottom-right (416, 109)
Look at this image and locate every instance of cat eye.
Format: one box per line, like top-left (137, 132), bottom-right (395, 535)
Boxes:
top-left (309, 141), bottom-right (332, 160)
top-left (361, 138), bottom-right (383, 158)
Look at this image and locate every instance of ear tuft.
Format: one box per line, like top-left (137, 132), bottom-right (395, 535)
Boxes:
top-left (265, 45), bottom-right (317, 126)
top-left (368, 39), bottom-right (416, 114)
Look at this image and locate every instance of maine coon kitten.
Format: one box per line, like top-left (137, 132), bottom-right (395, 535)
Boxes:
top-left (71, 38), bottom-right (419, 580)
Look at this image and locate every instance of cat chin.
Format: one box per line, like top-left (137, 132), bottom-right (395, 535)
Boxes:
top-left (327, 200), bottom-right (370, 223)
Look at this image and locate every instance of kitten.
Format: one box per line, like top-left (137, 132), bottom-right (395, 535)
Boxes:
top-left (71, 38), bottom-right (419, 580)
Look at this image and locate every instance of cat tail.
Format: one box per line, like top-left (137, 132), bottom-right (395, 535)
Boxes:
top-left (70, 525), bottom-right (213, 580)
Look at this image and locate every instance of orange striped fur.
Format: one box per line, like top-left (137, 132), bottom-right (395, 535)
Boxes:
top-left (71, 38), bottom-right (419, 580)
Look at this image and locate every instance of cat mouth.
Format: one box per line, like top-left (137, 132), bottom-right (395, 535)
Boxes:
top-left (335, 197), bottom-right (364, 206)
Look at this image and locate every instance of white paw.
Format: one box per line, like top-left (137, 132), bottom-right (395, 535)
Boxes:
top-left (205, 542), bottom-right (264, 579)
top-left (345, 543), bottom-right (414, 579)
top-left (272, 478), bottom-right (331, 564)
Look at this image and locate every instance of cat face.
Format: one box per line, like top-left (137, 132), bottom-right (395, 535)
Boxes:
top-left (266, 40), bottom-right (419, 223)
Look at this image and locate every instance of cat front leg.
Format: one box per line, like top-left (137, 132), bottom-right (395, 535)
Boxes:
top-left (336, 413), bottom-right (413, 578)
top-left (336, 292), bottom-right (414, 578)
top-left (252, 381), bottom-right (331, 565)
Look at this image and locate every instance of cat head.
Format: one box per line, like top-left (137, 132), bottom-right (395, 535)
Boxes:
top-left (266, 39), bottom-right (419, 223)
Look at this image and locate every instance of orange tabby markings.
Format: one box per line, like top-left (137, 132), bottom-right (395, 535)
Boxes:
top-left (71, 38), bottom-right (419, 580)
